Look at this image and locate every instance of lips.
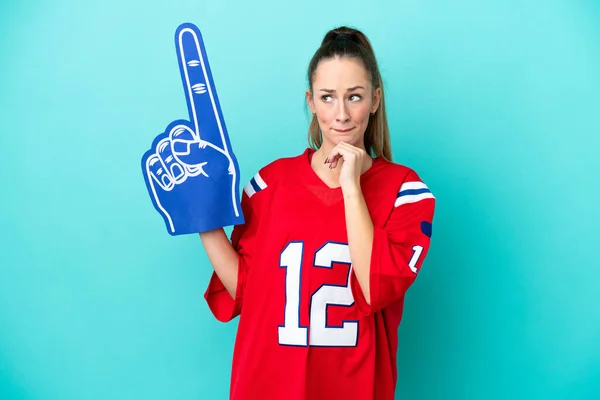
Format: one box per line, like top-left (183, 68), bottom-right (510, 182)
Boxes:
top-left (333, 127), bottom-right (354, 133)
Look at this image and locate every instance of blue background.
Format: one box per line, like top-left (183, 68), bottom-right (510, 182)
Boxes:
top-left (1, 0), bottom-right (599, 398)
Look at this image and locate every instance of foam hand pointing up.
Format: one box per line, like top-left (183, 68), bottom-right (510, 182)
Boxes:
top-left (141, 23), bottom-right (244, 235)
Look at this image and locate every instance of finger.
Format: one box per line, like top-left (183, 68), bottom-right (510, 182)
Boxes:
top-left (167, 125), bottom-right (201, 177)
top-left (326, 145), bottom-right (342, 162)
top-left (169, 124), bottom-right (196, 158)
top-left (337, 141), bottom-right (360, 150)
top-left (328, 144), bottom-right (360, 169)
top-left (169, 124), bottom-right (208, 170)
top-left (169, 123), bottom-right (228, 177)
top-left (336, 141), bottom-right (362, 155)
top-left (326, 153), bottom-right (342, 169)
top-left (146, 153), bottom-right (174, 191)
top-left (156, 138), bottom-right (185, 184)
top-left (326, 146), bottom-right (346, 168)
top-left (330, 154), bottom-right (341, 169)
top-left (176, 24), bottom-right (228, 151)
top-left (332, 157), bottom-right (343, 169)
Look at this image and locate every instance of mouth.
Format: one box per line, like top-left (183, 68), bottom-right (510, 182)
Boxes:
top-left (333, 127), bottom-right (354, 133)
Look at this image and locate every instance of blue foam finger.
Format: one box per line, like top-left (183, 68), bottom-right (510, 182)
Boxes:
top-left (141, 23), bottom-right (244, 235)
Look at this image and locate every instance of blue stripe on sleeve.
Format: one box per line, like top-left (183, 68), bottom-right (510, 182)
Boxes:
top-left (250, 177), bottom-right (262, 193)
top-left (398, 188), bottom-right (431, 198)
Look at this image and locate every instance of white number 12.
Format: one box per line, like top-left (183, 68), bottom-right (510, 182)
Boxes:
top-left (278, 242), bottom-right (358, 347)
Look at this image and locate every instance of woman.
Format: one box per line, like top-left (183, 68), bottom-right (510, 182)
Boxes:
top-left (199, 26), bottom-right (436, 400)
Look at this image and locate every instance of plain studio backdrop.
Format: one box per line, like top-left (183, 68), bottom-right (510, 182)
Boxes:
top-left (1, 0), bottom-right (599, 399)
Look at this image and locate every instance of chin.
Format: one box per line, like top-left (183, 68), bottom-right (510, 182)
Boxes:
top-left (327, 136), bottom-right (361, 147)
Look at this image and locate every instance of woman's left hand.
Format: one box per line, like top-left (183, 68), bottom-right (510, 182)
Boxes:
top-left (326, 142), bottom-right (371, 196)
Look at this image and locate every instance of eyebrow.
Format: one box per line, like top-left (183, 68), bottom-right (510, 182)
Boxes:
top-left (319, 86), bottom-right (365, 93)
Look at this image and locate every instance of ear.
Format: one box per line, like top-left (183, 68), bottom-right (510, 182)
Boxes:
top-left (371, 87), bottom-right (381, 114)
top-left (306, 89), bottom-right (316, 114)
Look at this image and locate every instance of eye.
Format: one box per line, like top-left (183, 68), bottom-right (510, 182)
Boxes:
top-left (321, 95), bottom-right (332, 102)
top-left (349, 94), bottom-right (362, 101)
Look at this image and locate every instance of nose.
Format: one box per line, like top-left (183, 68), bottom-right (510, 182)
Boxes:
top-left (336, 100), bottom-right (350, 123)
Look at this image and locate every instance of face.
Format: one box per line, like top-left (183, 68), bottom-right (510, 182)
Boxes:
top-left (307, 56), bottom-right (380, 151)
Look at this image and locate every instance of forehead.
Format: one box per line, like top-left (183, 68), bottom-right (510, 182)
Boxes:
top-left (313, 57), bottom-right (370, 88)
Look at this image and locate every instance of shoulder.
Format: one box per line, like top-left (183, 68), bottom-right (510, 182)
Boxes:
top-left (262, 150), bottom-right (307, 175)
top-left (242, 148), bottom-right (308, 199)
top-left (371, 157), bottom-right (436, 208)
top-left (372, 157), bottom-right (428, 185)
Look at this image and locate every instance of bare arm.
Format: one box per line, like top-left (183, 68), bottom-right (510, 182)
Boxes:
top-left (325, 142), bottom-right (375, 305)
top-left (199, 229), bottom-right (239, 299)
top-left (343, 188), bottom-right (374, 305)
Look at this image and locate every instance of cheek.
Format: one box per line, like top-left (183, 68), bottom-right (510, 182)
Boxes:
top-left (315, 106), bottom-right (335, 124)
top-left (351, 103), bottom-right (372, 122)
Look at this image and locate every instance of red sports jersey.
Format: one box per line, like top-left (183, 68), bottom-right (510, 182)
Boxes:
top-left (204, 147), bottom-right (436, 400)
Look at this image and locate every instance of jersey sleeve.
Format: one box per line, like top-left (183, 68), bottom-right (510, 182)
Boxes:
top-left (350, 168), bottom-right (436, 316)
top-left (203, 168), bottom-right (269, 322)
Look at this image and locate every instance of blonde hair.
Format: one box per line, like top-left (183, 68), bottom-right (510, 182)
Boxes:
top-left (307, 26), bottom-right (392, 161)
